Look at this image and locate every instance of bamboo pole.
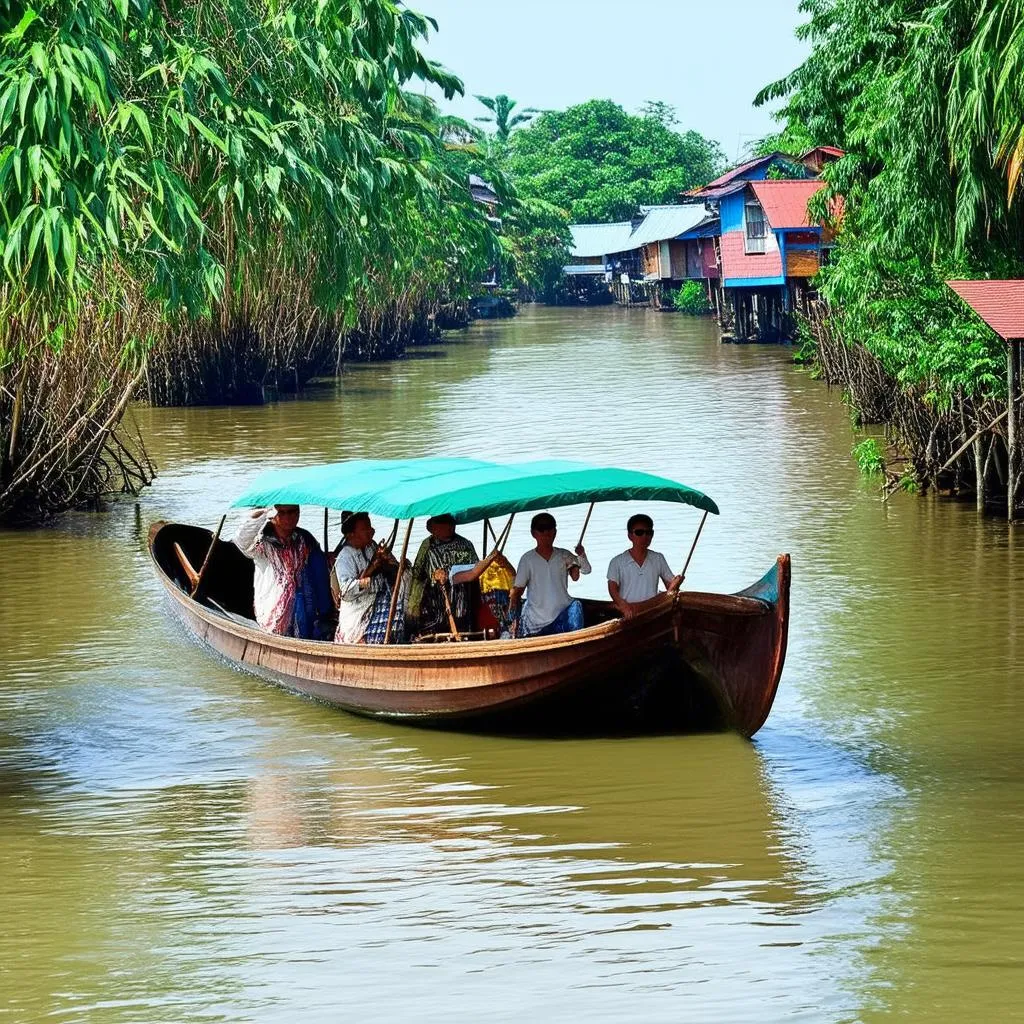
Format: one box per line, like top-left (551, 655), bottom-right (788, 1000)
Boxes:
top-left (498, 513), bottom-right (514, 553)
top-left (192, 514), bottom-right (227, 598)
top-left (576, 501), bottom-right (595, 549)
top-left (679, 510), bottom-right (710, 584)
top-left (384, 518), bottom-right (414, 645)
top-left (939, 408), bottom-right (1009, 474)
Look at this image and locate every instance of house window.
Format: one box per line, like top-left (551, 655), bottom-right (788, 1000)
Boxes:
top-left (745, 200), bottom-right (767, 254)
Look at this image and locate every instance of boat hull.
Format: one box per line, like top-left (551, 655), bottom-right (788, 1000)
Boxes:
top-left (149, 522), bottom-right (790, 738)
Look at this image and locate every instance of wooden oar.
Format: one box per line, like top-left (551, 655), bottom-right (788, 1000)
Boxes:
top-left (192, 514), bottom-right (227, 598)
top-left (432, 567), bottom-right (462, 640)
top-left (174, 543), bottom-right (200, 590)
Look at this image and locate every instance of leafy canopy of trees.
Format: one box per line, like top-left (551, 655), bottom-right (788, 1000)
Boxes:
top-left (506, 99), bottom-right (724, 223)
top-left (757, 0), bottom-right (1024, 408)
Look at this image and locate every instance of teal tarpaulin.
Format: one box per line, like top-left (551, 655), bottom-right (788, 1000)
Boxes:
top-left (230, 458), bottom-right (719, 521)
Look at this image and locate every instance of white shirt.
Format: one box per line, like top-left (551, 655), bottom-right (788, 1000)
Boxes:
top-left (607, 549), bottom-right (674, 603)
top-left (514, 547), bottom-right (591, 635)
top-left (333, 543), bottom-right (384, 644)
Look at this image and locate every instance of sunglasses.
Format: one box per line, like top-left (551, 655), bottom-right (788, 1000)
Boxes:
top-left (631, 528), bottom-right (654, 537)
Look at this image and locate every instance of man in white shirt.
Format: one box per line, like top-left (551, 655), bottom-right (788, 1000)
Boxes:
top-left (607, 514), bottom-right (682, 620)
top-left (509, 512), bottom-right (591, 636)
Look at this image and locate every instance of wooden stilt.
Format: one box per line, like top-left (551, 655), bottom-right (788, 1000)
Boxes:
top-left (1010, 342), bottom-right (1020, 522)
top-left (974, 432), bottom-right (985, 513)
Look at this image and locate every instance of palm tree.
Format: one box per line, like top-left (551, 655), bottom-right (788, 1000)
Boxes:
top-left (474, 94), bottom-right (538, 143)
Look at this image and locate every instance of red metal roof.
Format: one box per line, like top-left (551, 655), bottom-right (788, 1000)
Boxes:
top-left (685, 152), bottom-right (798, 200)
top-left (749, 180), bottom-right (827, 229)
top-left (800, 145), bottom-right (845, 160)
top-left (947, 280), bottom-right (1024, 340)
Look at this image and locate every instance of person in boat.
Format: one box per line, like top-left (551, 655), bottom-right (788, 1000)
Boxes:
top-left (449, 548), bottom-right (517, 636)
top-left (508, 512), bottom-right (591, 637)
top-left (233, 505), bottom-right (333, 640)
top-left (607, 514), bottom-right (683, 620)
top-left (333, 512), bottom-right (408, 644)
top-left (406, 514), bottom-right (479, 636)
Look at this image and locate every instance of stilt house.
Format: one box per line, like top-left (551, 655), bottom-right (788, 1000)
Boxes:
top-left (684, 150), bottom-right (843, 340)
top-left (565, 206), bottom-right (719, 304)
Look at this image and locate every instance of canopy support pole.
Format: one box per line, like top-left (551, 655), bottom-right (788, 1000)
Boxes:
top-left (482, 518), bottom-right (490, 553)
top-left (385, 518), bottom-right (399, 551)
top-left (576, 502), bottom-right (595, 549)
top-left (498, 514), bottom-right (514, 554)
top-left (384, 518), bottom-right (414, 645)
top-left (323, 508), bottom-right (329, 552)
top-left (192, 514), bottom-right (227, 599)
top-left (679, 510), bottom-right (709, 585)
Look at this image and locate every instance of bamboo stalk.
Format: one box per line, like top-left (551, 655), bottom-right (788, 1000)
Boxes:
top-left (679, 510), bottom-right (710, 583)
top-left (384, 519), bottom-right (414, 645)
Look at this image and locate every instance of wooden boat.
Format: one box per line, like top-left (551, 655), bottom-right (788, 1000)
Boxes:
top-left (149, 518), bottom-right (790, 739)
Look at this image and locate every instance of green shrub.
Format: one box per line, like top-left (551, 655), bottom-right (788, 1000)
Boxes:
top-left (853, 438), bottom-right (885, 476)
top-left (669, 281), bottom-right (713, 315)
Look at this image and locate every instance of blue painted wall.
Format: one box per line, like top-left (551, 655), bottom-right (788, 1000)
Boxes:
top-left (720, 193), bottom-right (745, 234)
top-left (724, 276), bottom-right (786, 288)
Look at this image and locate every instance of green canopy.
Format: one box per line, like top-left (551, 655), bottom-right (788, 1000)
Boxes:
top-left (230, 458), bottom-right (719, 521)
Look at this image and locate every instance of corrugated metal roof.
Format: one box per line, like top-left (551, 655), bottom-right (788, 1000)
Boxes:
top-left (569, 221), bottom-right (636, 258)
top-left (625, 205), bottom-right (713, 247)
top-left (685, 152), bottom-right (804, 200)
top-left (570, 207), bottom-right (719, 258)
top-left (947, 280), bottom-right (1024, 340)
top-left (750, 180), bottom-right (827, 230)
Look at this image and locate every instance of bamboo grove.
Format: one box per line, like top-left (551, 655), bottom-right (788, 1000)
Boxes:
top-left (759, 0), bottom-right (1024, 504)
top-left (0, 0), bottom-right (567, 522)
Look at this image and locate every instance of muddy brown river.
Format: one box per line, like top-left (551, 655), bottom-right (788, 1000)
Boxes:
top-left (3, 305), bottom-right (1024, 1021)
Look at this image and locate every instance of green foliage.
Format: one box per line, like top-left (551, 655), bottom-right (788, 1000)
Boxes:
top-left (506, 100), bottom-right (724, 223)
top-left (853, 438), bottom-right (885, 476)
top-left (473, 93), bottom-right (537, 144)
top-left (668, 280), bottom-right (712, 315)
top-left (0, 0), bottom-right (470, 318)
top-left (758, 0), bottom-right (1024, 411)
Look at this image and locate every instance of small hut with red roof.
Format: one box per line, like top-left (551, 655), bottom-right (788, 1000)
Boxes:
top-left (947, 280), bottom-right (1024, 519)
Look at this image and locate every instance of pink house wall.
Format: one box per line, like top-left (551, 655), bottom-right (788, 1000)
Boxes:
top-left (719, 230), bottom-right (783, 282)
top-left (700, 240), bottom-right (720, 278)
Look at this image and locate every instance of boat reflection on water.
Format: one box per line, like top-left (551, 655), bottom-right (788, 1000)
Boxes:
top-left (238, 708), bottom-right (812, 911)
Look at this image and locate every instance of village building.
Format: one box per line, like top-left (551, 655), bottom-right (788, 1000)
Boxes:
top-left (563, 148), bottom-right (841, 331)
top-left (683, 149), bottom-right (843, 341)
top-left (565, 206), bottom-right (718, 305)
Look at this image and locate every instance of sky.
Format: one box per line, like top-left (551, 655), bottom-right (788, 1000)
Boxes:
top-left (417, 0), bottom-right (809, 164)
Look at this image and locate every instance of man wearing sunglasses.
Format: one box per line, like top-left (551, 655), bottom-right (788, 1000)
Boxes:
top-left (509, 512), bottom-right (591, 637)
top-left (607, 514), bottom-right (683, 620)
